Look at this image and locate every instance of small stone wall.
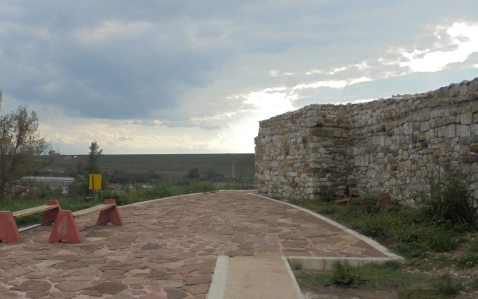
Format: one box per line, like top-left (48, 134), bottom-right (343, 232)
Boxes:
top-left (255, 78), bottom-right (478, 207)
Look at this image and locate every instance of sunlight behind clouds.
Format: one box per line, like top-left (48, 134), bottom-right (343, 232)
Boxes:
top-left (244, 90), bottom-right (296, 117)
top-left (400, 22), bottom-right (478, 72)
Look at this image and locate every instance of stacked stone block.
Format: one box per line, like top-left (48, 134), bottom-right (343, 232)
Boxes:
top-left (255, 104), bottom-right (349, 200)
top-left (255, 77), bottom-right (478, 207)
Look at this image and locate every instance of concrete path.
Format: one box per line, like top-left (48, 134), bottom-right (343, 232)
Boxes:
top-left (0, 191), bottom-right (398, 299)
top-left (209, 255), bottom-right (304, 299)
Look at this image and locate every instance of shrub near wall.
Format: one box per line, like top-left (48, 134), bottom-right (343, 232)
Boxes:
top-left (255, 78), bottom-right (478, 207)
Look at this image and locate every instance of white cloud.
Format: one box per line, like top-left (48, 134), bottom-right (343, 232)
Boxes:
top-left (399, 22), bottom-right (478, 72)
top-left (349, 77), bottom-right (372, 85)
top-left (244, 91), bottom-right (296, 112)
top-left (292, 80), bottom-right (348, 92)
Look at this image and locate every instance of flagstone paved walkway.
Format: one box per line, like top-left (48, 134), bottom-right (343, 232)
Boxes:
top-left (0, 191), bottom-right (387, 299)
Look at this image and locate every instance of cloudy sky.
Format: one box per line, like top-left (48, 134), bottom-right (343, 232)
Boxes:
top-left (1, 1), bottom-right (478, 154)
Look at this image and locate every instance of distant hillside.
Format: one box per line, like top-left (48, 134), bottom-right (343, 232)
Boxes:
top-left (48, 154), bottom-right (255, 179)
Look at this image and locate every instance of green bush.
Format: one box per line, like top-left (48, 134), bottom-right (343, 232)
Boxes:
top-left (144, 184), bottom-right (174, 199)
top-left (100, 190), bottom-right (131, 206)
top-left (418, 174), bottom-right (475, 227)
top-left (357, 216), bottom-right (390, 238)
top-left (456, 254), bottom-right (478, 269)
top-left (434, 274), bottom-right (462, 295)
top-left (350, 207), bottom-right (413, 239)
top-left (469, 278), bottom-right (478, 290)
top-left (324, 263), bottom-right (365, 288)
top-left (317, 204), bottom-right (338, 214)
top-left (394, 228), bottom-right (457, 258)
top-left (469, 240), bottom-right (478, 252)
top-left (316, 184), bottom-right (337, 203)
top-left (351, 193), bottom-right (380, 214)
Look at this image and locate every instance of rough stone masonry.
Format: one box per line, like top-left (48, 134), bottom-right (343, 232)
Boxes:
top-left (255, 77), bottom-right (478, 207)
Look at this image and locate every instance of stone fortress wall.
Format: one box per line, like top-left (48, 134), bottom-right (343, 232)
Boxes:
top-left (255, 77), bottom-right (478, 207)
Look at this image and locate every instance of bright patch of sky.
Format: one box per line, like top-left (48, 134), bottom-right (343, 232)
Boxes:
top-left (400, 23), bottom-right (478, 72)
top-left (0, 1), bottom-right (477, 154)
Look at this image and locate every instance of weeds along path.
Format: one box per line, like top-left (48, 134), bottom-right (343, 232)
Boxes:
top-left (0, 191), bottom-right (392, 298)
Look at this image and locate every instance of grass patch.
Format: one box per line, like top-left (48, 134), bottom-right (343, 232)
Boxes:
top-left (315, 183), bottom-right (338, 203)
top-left (296, 262), bottom-right (426, 292)
top-left (397, 289), bottom-right (449, 299)
top-left (289, 260), bottom-right (303, 271)
top-left (290, 173), bottom-right (476, 259)
top-left (290, 172), bottom-right (477, 297)
top-left (456, 254), bottom-right (478, 269)
top-left (324, 262), bottom-right (366, 288)
top-left (417, 174), bottom-right (475, 228)
top-left (468, 278), bottom-right (478, 290)
top-left (434, 274), bottom-right (462, 296)
top-left (358, 261), bottom-right (421, 290)
top-left (468, 239), bottom-right (478, 252)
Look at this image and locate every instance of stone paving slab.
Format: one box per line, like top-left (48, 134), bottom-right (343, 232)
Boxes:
top-left (0, 191), bottom-right (388, 298)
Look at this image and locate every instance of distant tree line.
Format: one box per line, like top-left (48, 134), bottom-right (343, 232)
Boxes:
top-left (186, 167), bottom-right (224, 180)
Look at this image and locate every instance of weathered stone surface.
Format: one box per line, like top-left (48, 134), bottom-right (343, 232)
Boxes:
top-left (138, 294), bottom-right (166, 299)
top-left (164, 288), bottom-right (188, 299)
top-left (52, 262), bottom-right (89, 270)
top-left (109, 292), bottom-right (135, 299)
top-left (157, 280), bottom-right (184, 288)
top-left (25, 291), bottom-right (48, 298)
top-left (85, 282), bottom-right (128, 294)
top-left (140, 243), bottom-right (162, 250)
top-left (12, 280), bottom-right (51, 292)
top-left (183, 284), bottom-right (209, 294)
top-left (35, 260), bottom-right (64, 267)
top-left (55, 281), bottom-right (90, 292)
top-left (122, 276), bottom-right (145, 285)
top-left (50, 292), bottom-right (76, 299)
top-left (0, 292), bottom-right (22, 299)
top-left (102, 269), bottom-right (126, 280)
top-left (0, 267), bottom-right (33, 278)
top-left (183, 275), bottom-right (212, 285)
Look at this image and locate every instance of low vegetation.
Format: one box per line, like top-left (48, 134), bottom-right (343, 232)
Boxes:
top-left (290, 173), bottom-right (478, 298)
top-left (41, 153), bottom-right (255, 184)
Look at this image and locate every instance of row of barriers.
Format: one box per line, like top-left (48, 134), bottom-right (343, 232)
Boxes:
top-left (0, 199), bottom-right (123, 244)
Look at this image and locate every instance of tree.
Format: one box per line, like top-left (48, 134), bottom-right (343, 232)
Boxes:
top-left (84, 141), bottom-right (102, 174)
top-left (187, 168), bottom-right (199, 179)
top-left (0, 91), bottom-right (57, 204)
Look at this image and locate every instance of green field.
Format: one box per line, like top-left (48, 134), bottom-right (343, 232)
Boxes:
top-left (48, 154), bottom-right (255, 180)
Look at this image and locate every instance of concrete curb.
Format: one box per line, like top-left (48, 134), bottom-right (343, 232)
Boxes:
top-left (208, 256), bottom-right (229, 299)
top-left (118, 192), bottom-right (204, 208)
top-left (249, 192), bottom-right (405, 268)
top-left (287, 256), bottom-right (403, 271)
top-left (282, 256), bottom-right (305, 299)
